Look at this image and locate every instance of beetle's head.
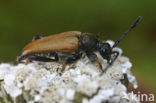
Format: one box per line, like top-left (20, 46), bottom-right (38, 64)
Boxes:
top-left (97, 42), bottom-right (112, 62)
top-left (17, 55), bottom-right (26, 62)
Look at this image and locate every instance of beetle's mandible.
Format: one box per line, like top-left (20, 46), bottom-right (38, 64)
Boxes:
top-left (17, 16), bottom-right (142, 72)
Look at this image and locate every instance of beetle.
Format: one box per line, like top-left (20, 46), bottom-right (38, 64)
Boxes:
top-left (17, 16), bottom-right (142, 72)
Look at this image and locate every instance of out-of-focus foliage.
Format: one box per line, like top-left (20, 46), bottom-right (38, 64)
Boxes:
top-left (0, 0), bottom-right (155, 93)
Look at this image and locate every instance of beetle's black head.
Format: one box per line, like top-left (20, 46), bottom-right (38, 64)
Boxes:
top-left (98, 16), bottom-right (142, 73)
top-left (97, 42), bottom-right (112, 62)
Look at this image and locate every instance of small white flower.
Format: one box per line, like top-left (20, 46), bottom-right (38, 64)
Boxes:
top-left (73, 75), bottom-right (89, 83)
top-left (114, 84), bottom-right (127, 96)
top-left (127, 71), bottom-right (138, 88)
top-left (57, 88), bottom-right (65, 97)
top-left (66, 89), bottom-right (75, 100)
top-left (24, 77), bottom-right (40, 90)
top-left (34, 94), bottom-right (41, 102)
top-left (99, 88), bottom-right (114, 100)
top-left (40, 91), bottom-right (53, 103)
top-left (77, 80), bottom-right (98, 96)
top-left (0, 63), bottom-right (11, 80)
top-left (14, 67), bottom-right (32, 82)
top-left (4, 74), bottom-right (22, 98)
top-left (82, 98), bottom-right (89, 103)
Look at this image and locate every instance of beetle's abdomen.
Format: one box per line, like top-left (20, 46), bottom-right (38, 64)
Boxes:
top-left (22, 31), bottom-right (82, 56)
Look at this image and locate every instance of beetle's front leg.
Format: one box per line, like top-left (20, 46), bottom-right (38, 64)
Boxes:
top-left (86, 52), bottom-right (104, 72)
top-left (103, 51), bottom-right (119, 72)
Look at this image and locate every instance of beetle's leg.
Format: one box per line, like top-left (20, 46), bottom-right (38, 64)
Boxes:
top-left (103, 51), bottom-right (119, 73)
top-left (86, 52), bottom-right (104, 72)
top-left (27, 53), bottom-right (59, 62)
top-left (32, 35), bottom-right (43, 41)
top-left (95, 57), bottom-right (103, 72)
top-left (61, 51), bottom-right (82, 72)
top-left (61, 62), bottom-right (66, 72)
top-left (66, 53), bottom-right (82, 63)
top-left (25, 58), bottom-right (30, 65)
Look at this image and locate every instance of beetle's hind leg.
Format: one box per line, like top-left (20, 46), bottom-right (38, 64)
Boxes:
top-left (25, 52), bottom-right (59, 65)
top-left (32, 35), bottom-right (43, 41)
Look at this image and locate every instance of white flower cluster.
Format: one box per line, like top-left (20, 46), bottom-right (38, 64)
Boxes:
top-left (0, 41), bottom-right (139, 103)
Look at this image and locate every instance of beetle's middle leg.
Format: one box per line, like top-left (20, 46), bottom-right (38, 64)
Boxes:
top-left (86, 52), bottom-right (104, 72)
top-left (61, 51), bottom-right (82, 72)
top-left (25, 58), bottom-right (30, 65)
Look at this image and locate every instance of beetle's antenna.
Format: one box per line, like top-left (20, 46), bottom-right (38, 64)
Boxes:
top-left (112, 16), bottom-right (142, 49)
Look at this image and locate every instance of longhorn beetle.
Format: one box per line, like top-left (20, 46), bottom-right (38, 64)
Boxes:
top-left (17, 16), bottom-right (142, 72)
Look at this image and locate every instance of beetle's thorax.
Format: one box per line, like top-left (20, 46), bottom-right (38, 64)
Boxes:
top-left (79, 33), bottom-right (99, 52)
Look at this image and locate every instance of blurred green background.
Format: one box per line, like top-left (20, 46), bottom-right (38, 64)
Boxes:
top-left (0, 0), bottom-right (155, 96)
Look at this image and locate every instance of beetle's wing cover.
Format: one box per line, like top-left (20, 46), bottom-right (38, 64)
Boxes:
top-left (22, 31), bottom-right (82, 55)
